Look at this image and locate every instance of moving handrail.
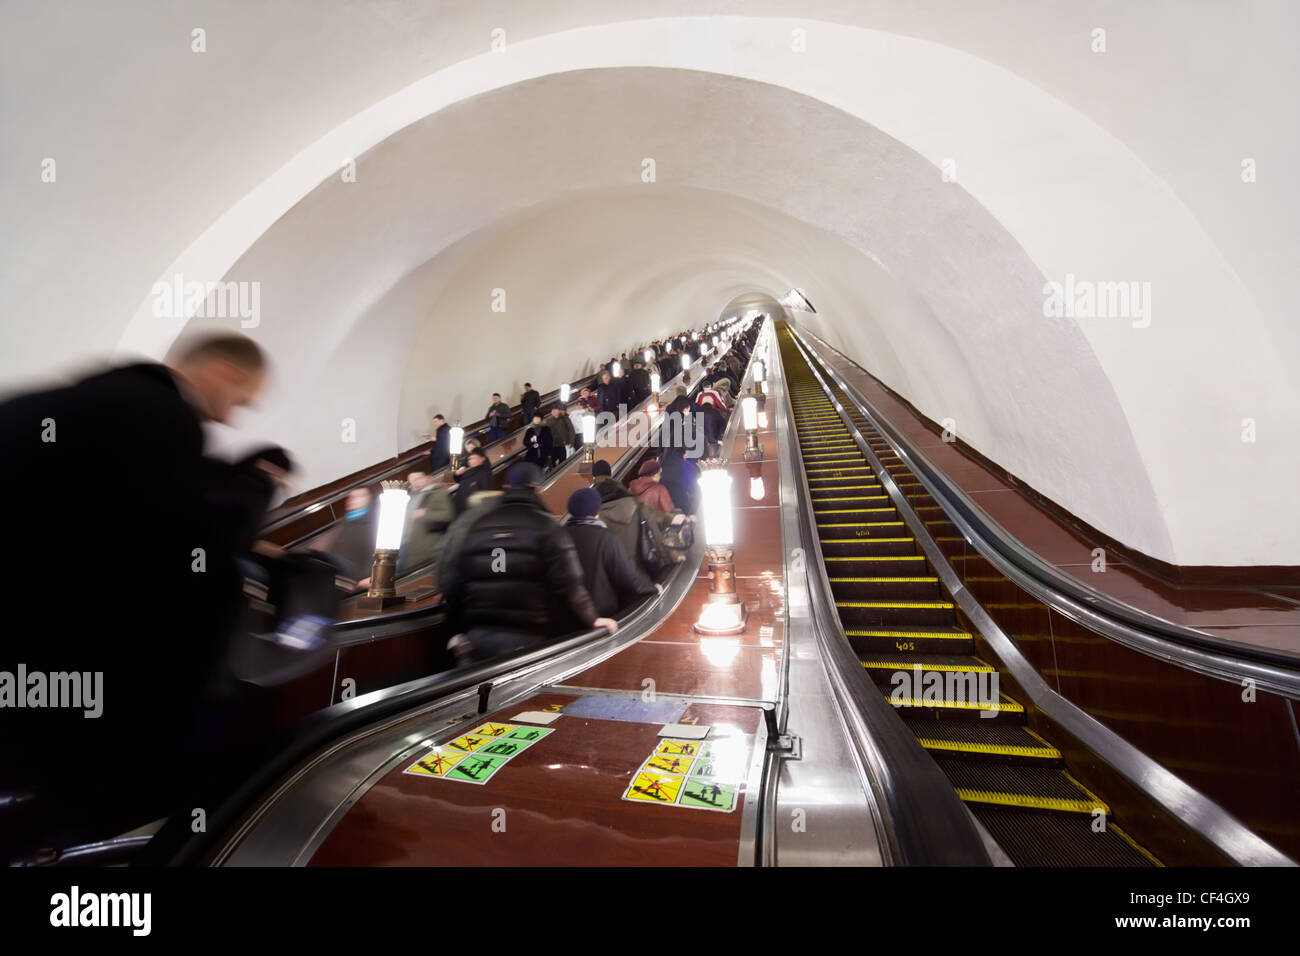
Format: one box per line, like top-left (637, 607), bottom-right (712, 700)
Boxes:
top-left (792, 324), bottom-right (1300, 698)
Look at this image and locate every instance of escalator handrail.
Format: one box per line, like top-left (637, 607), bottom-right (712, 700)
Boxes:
top-left (775, 324), bottom-right (993, 866)
top-left (792, 324), bottom-right (1300, 697)
top-left (788, 326), bottom-right (1295, 867)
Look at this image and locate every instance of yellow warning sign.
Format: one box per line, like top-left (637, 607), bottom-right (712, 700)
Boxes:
top-left (625, 771), bottom-right (685, 805)
top-left (644, 753), bottom-right (694, 776)
top-left (655, 738), bottom-right (703, 758)
top-left (469, 722), bottom-right (517, 739)
top-left (404, 749), bottom-right (466, 777)
top-left (445, 734), bottom-right (491, 753)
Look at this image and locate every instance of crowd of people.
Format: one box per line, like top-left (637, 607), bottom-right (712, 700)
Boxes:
top-left (0, 317), bottom-right (760, 858)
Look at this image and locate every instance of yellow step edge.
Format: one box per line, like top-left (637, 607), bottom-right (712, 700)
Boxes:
top-left (818, 521), bottom-right (904, 527)
top-left (1110, 825), bottom-right (1164, 866)
top-left (914, 737), bottom-right (1061, 760)
top-left (837, 600), bottom-right (953, 609)
top-left (813, 495), bottom-right (891, 502)
top-left (828, 576), bottom-right (935, 582)
top-left (847, 629), bottom-right (971, 638)
top-left (822, 537), bottom-right (914, 544)
top-left (890, 696), bottom-right (1024, 714)
top-left (811, 485), bottom-right (879, 491)
top-left (952, 787), bottom-right (1108, 815)
top-left (862, 660), bottom-right (994, 673)
top-left (825, 555), bottom-right (924, 561)
top-left (815, 508), bottom-right (895, 514)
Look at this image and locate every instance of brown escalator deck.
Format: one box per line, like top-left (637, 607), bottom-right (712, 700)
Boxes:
top-left (777, 323), bottom-right (1159, 867)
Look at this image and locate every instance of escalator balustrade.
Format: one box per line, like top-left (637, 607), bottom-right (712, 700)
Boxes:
top-left (778, 323), bottom-right (1159, 867)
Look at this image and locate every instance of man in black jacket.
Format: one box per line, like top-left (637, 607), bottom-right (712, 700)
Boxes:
top-left (564, 487), bottom-right (658, 617)
top-left (429, 414), bottom-right (452, 471)
top-left (520, 383), bottom-right (541, 425)
top-left (485, 393), bottom-right (511, 442)
top-left (438, 463), bottom-right (617, 665)
top-left (0, 331), bottom-right (269, 857)
top-left (452, 447), bottom-right (495, 514)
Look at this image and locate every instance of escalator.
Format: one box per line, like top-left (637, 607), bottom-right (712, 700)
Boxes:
top-left (777, 322), bottom-right (1160, 867)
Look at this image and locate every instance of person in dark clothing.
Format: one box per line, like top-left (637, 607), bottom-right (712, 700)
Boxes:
top-left (520, 383), bottom-right (541, 425)
top-left (452, 447), bottom-right (495, 514)
top-left (485, 392), bottom-right (511, 442)
top-left (438, 462), bottom-right (617, 666)
top-left (564, 487), bottom-right (658, 617)
top-left (544, 405), bottom-right (575, 466)
top-left (523, 411), bottom-right (553, 467)
top-left (397, 471), bottom-right (455, 574)
top-left (322, 486), bottom-right (380, 582)
top-left (595, 371), bottom-right (621, 419)
top-left (429, 414), bottom-right (452, 471)
top-left (589, 460), bottom-right (675, 576)
top-left (0, 331), bottom-right (272, 859)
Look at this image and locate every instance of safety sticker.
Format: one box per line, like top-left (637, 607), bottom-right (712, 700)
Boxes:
top-left (446, 754), bottom-right (510, 785)
top-left (621, 737), bottom-right (747, 813)
top-left (655, 738), bottom-right (704, 758)
top-left (404, 749), bottom-right (466, 778)
top-left (625, 770), bottom-right (685, 805)
top-left (403, 724), bottom-right (555, 785)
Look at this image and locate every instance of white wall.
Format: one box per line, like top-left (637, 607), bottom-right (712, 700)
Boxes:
top-left (2, 5), bottom-right (1296, 566)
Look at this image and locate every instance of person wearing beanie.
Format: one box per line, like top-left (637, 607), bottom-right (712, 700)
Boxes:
top-left (437, 460), bottom-right (616, 667)
top-left (564, 487), bottom-right (658, 617)
top-left (628, 457), bottom-right (675, 513)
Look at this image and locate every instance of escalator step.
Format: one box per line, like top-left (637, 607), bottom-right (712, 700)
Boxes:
top-left (970, 805), bottom-right (1160, 867)
top-left (934, 757), bottom-right (1107, 813)
top-left (897, 713), bottom-right (1062, 762)
top-left (860, 653), bottom-right (992, 672)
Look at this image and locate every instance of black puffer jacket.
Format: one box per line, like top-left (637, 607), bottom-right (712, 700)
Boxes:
top-left (439, 488), bottom-right (599, 638)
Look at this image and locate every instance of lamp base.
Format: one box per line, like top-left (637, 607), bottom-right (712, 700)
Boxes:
top-left (693, 599), bottom-right (749, 636)
top-left (357, 593), bottom-right (409, 611)
top-left (742, 444), bottom-right (765, 462)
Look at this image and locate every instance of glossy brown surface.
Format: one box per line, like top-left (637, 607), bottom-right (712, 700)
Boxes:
top-left (310, 696), bottom-right (761, 866)
top-left (309, 342), bottom-right (787, 864)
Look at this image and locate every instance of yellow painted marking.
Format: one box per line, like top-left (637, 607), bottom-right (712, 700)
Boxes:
top-left (811, 486), bottom-right (879, 492)
top-left (820, 536), bottom-right (913, 543)
top-left (825, 555), bottom-right (924, 561)
top-left (814, 508), bottom-right (895, 514)
top-left (953, 788), bottom-right (1107, 815)
top-left (829, 576), bottom-right (935, 582)
top-left (1112, 824), bottom-right (1164, 866)
top-left (862, 660), bottom-right (993, 673)
top-left (817, 522), bottom-right (905, 528)
top-left (838, 600), bottom-right (952, 609)
top-left (914, 737), bottom-right (1060, 760)
top-left (889, 696), bottom-right (1024, 714)
top-left (814, 495), bottom-right (890, 502)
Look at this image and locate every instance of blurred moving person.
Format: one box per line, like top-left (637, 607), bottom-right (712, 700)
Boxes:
top-left (428, 413), bottom-right (452, 471)
top-left (0, 331), bottom-right (273, 858)
top-left (319, 486), bottom-right (379, 583)
top-left (397, 471), bottom-right (455, 575)
top-left (520, 382), bottom-right (540, 425)
top-left (544, 404), bottom-right (575, 466)
top-left (523, 411), bottom-right (553, 468)
top-left (438, 463), bottom-right (616, 666)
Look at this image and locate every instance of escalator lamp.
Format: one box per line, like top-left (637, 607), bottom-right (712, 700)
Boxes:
top-left (681, 354), bottom-right (691, 371)
top-left (698, 468), bottom-right (734, 547)
top-left (741, 396), bottom-right (758, 432)
top-left (559, 383), bottom-right (571, 403)
top-left (449, 425), bottom-right (464, 455)
top-left (582, 412), bottom-right (597, 444)
top-left (374, 485), bottom-right (410, 551)
top-left (650, 372), bottom-right (661, 394)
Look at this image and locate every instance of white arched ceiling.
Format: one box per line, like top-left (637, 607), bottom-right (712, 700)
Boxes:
top-left (2, 7), bottom-right (1296, 568)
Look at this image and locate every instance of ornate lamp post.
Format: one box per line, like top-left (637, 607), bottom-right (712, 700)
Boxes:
top-left (358, 480), bottom-right (411, 611)
top-left (694, 459), bottom-right (748, 635)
